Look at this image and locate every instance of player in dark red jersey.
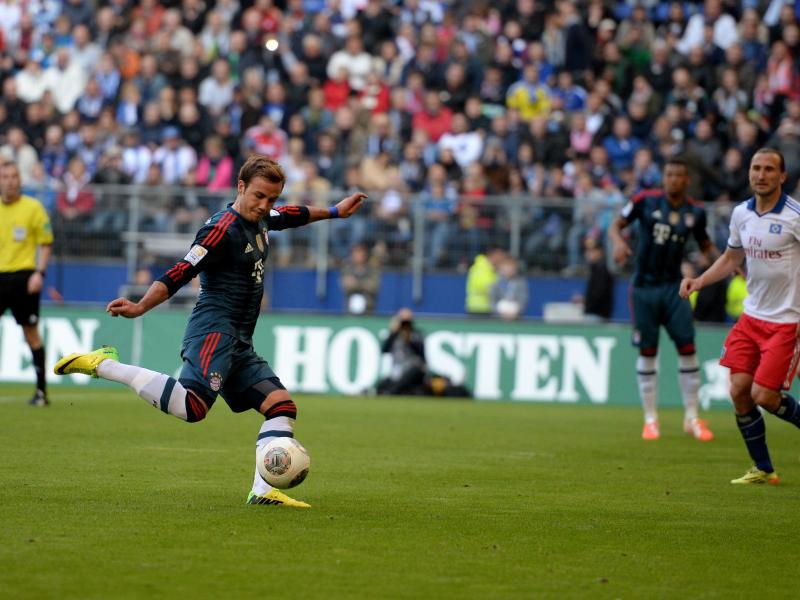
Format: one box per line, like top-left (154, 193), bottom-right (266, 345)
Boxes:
top-left (54, 155), bottom-right (366, 507)
top-left (608, 158), bottom-right (718, 441)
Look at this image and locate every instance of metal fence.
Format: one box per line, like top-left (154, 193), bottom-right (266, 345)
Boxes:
top-left (34, 183), bottom-right (732, 300)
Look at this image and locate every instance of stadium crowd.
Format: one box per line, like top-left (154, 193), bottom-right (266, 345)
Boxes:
top-left (1, 0), bottom-right (799, 272)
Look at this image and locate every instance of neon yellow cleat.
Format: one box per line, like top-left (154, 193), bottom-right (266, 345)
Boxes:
top-left (53, 346), bottom-right (119, 378)
top-left (641, 421), bottom-right (660, 440)
top-left (246, 489), bottom-right (311, 508)
top-left (730, 466), bottom-right (780, 485)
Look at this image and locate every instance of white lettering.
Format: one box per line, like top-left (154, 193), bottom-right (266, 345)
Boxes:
top-left (511, 335), bottom-right (560, 401)
top-left (464, 333), bottom-right (514, 399)
top-left (327, 327), bottom-right (380, 394)
top-left (425, 331), bottom-right (466, 384)
top-left (0, 316), bottom-right (29, 381)
top-left (0, 317), bottom-right (99, 384)
top-left (272, 326), bottom-right (331, 392)
top-left (558, 336), bottom-right (616, 403)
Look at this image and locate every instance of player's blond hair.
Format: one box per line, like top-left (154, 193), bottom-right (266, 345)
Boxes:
top-left (238, 155), bottom-right (286, 188)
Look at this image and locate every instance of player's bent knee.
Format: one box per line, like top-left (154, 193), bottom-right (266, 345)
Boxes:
top-left (185, 390), bottom-right (209, 423)
top-left (751, 385), bottom-right (781, 412)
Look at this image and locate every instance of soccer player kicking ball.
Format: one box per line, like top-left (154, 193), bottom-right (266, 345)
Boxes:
top-left (681, 148), bottom-right (800, 485)
top-left (609, 158), bottom-right (717, 441)
top-left (54, 156), bottom-right (366, 506)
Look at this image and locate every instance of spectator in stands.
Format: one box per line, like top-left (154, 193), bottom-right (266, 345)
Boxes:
top-left (133, 53), bottom-right (168, 105)
top-left (506, 64), bottom-right (551, 120)
top-left (438, 112), bottom-right (483, 170)
top-left (327, 35), bottom-right (372, 92)
top-left (603, 115), bottom-right (643, 171)
top-left (340, 242), bottom-right (381, 315)
top-left (0, 127), bottom-right (38, 185)
top-left (43, 47), bottom-right (88, 114)
top-left (40, 124), bottom-right (68, 181)
top-left (55, 156), bottom-right (95, 253)
top-left (196, 135), bottom-right (234, 192)
top-left (677, 0), bottom-right (738, 55)
top-left (199, 58), bottom-right (236, 117)
top-left (152, 126), bottom-right (197, 185)
top-left (418, 163), bottom-right (457, 269)
top-left (490, 257), bottom-right (528, 321)
top-left (76, 78), bottom-right (107, 123)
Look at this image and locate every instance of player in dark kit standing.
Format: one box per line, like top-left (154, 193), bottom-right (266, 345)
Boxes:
top-left (0, 160), bottom-right (53, 406)
top-left (54, 156), bottom-right (367, 507)
top-left (608, 158), bottom-right (718, 441)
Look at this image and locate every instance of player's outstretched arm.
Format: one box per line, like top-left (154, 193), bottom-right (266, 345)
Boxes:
top-left (307, 192), bottom-right (368, 222)
top-left (107, 281), bottom-right (170, 318)
top-left (679, 247), bottom-right (744, 299)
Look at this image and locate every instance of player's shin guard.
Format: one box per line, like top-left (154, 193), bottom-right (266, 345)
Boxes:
top-left (252, 400), bottom-right (297, 495)
top-left (636, 355), bottom-right (658, 423)
top-left (769, 392), bottom-right (800, 429)
top-left (735, 407), bottom-right (774, 473)
top-left (678, 353), bottom-right (701, 421)
top-left (96, 360), bottom-right (206, 422)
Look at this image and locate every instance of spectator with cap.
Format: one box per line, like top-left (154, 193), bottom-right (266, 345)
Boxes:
top-left (152, 125), bottom-right (197, 185)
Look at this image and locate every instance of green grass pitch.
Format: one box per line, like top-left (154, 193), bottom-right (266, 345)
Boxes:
top-left (1, 384), bottom-right (797, 599)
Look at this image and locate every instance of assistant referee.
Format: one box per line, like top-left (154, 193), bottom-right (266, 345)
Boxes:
top-left (0, 159), bottom-right (54, 406)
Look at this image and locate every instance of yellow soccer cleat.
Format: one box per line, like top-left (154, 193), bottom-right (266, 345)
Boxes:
top-left (730, 466), bottom-right (780, 485)
top-left (54, 346), bottom-right (119, 378)
top-left (246, 489), bottom-right (311, 508)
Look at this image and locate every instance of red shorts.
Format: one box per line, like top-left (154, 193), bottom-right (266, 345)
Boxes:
top-left (720, 313), bottom-right (800, 391)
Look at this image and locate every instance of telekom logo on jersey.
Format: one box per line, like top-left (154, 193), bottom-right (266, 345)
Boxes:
top-left (746, 235), bottom-right (783, 259)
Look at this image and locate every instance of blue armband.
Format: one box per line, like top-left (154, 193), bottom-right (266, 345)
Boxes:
top-left (328, 206), bottom-right (340, 218)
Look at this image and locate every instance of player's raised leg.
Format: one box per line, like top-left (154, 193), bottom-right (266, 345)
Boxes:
top-left (54, 346), bottom-right (209, 422)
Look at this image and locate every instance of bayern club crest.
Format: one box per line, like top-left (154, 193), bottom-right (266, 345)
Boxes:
top-left (209, 372), bottom-right (223, 392)
top-left (684, 213), bottom-right (695, 228)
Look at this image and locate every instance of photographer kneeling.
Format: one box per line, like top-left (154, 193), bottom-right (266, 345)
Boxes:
top-left (377, 308), bottom-right (427, 396)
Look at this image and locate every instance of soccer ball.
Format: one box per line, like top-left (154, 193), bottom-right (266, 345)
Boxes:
top-left (256, 438), bottom-right (310, 489)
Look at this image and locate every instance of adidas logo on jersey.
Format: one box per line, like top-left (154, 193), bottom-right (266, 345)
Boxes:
top-left (244, 243), bottom-right (254, 253)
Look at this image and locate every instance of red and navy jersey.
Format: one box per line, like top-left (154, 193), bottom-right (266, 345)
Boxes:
top-left (157, 203), bottom-right (310, 345)
top-left (619, 190), bottom-right (710, 287)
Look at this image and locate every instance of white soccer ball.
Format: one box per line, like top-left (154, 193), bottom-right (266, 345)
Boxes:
top-left (256, 438), bottom-right (310, 489)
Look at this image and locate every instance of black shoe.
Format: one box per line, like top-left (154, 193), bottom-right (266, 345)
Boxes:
top-left (28, 390), bottom-right (49, 406)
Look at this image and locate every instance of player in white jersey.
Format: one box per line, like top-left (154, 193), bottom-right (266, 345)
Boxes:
top-left (680, 148), bottom-right (800, 485)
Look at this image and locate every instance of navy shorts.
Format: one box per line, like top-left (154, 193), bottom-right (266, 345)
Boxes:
top-left (0, 271), bottom-right (40, 326)
top-left (631, 282), bottom-right (695, 354)
top-left (179, 333), bottom-right (285, 413)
